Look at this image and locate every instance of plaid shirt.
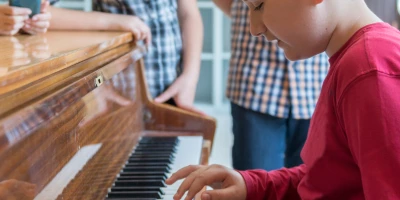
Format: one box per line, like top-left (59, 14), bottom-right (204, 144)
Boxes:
top-left (226, 0), bottom-right (330, 119)
top-left (94, 0), bottom-right (182, 98)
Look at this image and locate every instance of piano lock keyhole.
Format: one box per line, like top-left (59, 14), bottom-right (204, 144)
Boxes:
top-left (143, 110), bottom-right (153, 123)
top-left (95, 76), bottom-right (104, 87)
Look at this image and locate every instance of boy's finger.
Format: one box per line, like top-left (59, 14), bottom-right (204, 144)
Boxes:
top-left (184, 167), bottom-right (229, 200)
top-left (174, 167), bottom-right (209, 200)
top-left (165, 165), bottom-right (203, 185)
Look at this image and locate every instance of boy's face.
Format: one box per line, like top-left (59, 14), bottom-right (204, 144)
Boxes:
top-left (243, 0), bottom-right (331, 61)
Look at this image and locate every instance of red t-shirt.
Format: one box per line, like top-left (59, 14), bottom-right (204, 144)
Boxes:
top-left (239, 22), bottom-right (400, 200)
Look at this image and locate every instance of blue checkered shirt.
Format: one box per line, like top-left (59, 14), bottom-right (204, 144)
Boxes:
top-left (93, 0), bottom-right (182, 98)
top-left (226, 0), bottom-right (330, 119)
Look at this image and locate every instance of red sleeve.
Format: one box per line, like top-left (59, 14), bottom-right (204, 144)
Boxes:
top-left (339, 72), bottom-right (400, 199)
top-left (238, 164), bottom-right (306, 200)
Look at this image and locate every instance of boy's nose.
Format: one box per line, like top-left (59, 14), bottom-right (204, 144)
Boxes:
top-left (250, 22), bottom-right (267, 37)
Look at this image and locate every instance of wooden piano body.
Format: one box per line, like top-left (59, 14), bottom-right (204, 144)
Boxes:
top-left (0, 32), bottom-right (216, 199)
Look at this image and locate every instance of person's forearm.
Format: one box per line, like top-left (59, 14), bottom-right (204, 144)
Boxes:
top-left (239, 165), bottom-right (306, 200)
top-left (178, 7), bottom-right (203, 81)
top-left (212, 0), bottom-right (233, 18)
top-left (48, 7), bottom-right (119, 31)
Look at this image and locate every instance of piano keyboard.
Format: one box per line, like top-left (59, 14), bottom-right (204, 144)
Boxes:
top-left (106, 136), bottom-right (203, 200)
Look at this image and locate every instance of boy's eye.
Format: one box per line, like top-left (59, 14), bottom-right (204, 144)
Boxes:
top-left (254, 3), bottom-right (264, 11)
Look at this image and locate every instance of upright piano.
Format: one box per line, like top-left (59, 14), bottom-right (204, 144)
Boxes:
top-left (0, 31), bottom-right (216, 200)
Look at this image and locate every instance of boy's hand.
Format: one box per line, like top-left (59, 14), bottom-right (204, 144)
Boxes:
top-left (166, 165), bottom-right (247, 200)
top-left (154, 72), bottom-right (206, 116)
top-left (112, 15), bottom-right (152, 46)
top-left (22, 1), bottom-right (51, 35)
top-left (0, 5), bottom-right (31, 36)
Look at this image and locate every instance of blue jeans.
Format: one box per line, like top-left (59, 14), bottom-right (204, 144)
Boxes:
top-left (231, 103), bottom-right (310, 171)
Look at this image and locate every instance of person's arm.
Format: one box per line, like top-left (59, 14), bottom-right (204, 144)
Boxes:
top-left (339, 72), bottom-right (400, 199)
top-left (212, 0), bottom-right (233, 17)
top-left (176, 0), bottom-right (203, 84)
top-left (154, 0), bottom-right (204, 114)
top-left (48, 6), bottom-right (151, 45)
top-left (239, 165), bottom-right (306, 200)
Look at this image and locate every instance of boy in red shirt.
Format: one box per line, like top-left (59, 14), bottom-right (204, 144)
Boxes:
top-left (166, 0), bottom-right (400, 199)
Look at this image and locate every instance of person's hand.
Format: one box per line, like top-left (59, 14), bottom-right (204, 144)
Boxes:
top-left (165, 164), bottom-right (247, 200)
top-left (111, 15), bottom-right (151, 46)
top-left (0, 5), bottom-right (31, 36)
top-left (21, 1), bottom-right (51, 35)
top-left (154, 73), bottom-right (206, 116)
top-left (0, 179), bottom-right (36, 200)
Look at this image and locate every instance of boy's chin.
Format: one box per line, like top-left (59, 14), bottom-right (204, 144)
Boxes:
top-left (283, 51), bottom-right (305, 61)
top-left (283, 49), bottom-right (316, 61)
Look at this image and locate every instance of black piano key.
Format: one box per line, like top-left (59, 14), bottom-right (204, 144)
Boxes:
top-left (136, 144), bottom-right (177, 148)
top-left (107, 191), bottom-right (162, 199)
top-left (116, 176), bottom-right (165, 181)
top-left (124, 162), bottom-right (170, 167)
top-left (137, 144), bottom-right (177, 149)
top-left (137, 142), bottom-right (177, 146)
top-left (122, 166), bottom-right (170, 173)
top-left (130, 151), bottom-right (176, 157)
top-left (114, 180), bottom-right (166, 187)
top-left (118, 172), bottom-right (167, 178)
top-left (133, 149), bottom-right (176, 154)
top-left (127, 158), bottom-right (172, 164)
top-left (140, 136), bottom-right (178, 141)
top-left (139, 139), bottom-right (177, 145)
top-left (127, 158), bottom-right (174, 165)
top-left (139, 137), bottom-right (179, 145)
top-left (110, 187), bottom-right (165, 195)
top-left (124, 163), bottom-right (171, 171)
top-left (129, 154), bottom-right (175, 160)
